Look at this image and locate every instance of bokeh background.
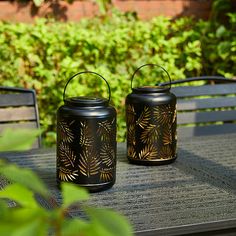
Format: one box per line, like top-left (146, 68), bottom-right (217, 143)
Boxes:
top-left (0, 0), bottom-right (235, 145)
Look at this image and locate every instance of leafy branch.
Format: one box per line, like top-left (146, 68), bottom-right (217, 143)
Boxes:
top-left (0, 129), bottom-right (133, 236)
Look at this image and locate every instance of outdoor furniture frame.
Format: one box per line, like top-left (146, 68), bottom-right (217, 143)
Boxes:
top-left (0, 86), bottom-right (41, 148)
top-left (161, 76), bottom-right (236, 137)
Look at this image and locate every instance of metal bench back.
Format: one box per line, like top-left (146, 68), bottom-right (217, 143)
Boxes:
top-left (0, 86), bottom-right (41, 148)
top-left (170, 77), bottom-right (236, 137)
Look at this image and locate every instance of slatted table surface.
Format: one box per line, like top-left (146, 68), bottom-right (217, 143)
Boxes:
top-left (1, 133), bottom-right (236, 235)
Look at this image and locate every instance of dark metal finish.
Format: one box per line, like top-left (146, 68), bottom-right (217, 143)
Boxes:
top-left (126, 64), bottom-right (177, 165)
top-left (0, 86), bottom-right (41, 148)
top-left (159, 77), bottom-right (236, 138)
top-left (57, 72), bottom-right (117, 192)
top-left (1, 133), bottom-right (236, 235)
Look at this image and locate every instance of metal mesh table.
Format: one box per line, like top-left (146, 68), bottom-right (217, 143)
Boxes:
top-left (1, 133), bottom-right (236, 235)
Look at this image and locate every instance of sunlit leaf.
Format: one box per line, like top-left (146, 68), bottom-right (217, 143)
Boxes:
top-left (0, 210), bottom-right (48, 236)
top-left (0, 128), bottom-right (41, 152)
top-left (0, 164), bottom-right (48, 197)
top-left (61, 218), bottom-right (89, 236)
top-left (0, 200), bottom-right (9, 219)
top-left (33, 0), bottom-right (44, 7)
top-left (85, 208), bottom-right (133, 236)
top-left (61, 182), bottom-right (89, 208)
top-left (217, 42), bottom-right (231, 59)
top-left (216, 25), bottom-right (226, 38)
top-left (12, 218), bottom-right (47, 236)
top-left (0, 183), bottom-right (38, 208)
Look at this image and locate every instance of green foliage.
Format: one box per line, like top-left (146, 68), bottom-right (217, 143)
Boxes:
top-left (0, 129), bottom-right (41, 151)
top-left (199, 0), bottom-right (236, 77)
top-left (61, 182), bottom-right (89, 208)
top-left (0, 162), bottom-right (48, 197)
top-left (33, 0), bottom-right (44, 7)
top-left (0, 129), bottom-right (133, 236)
top-left (0, 9), bottom-right (235, 145)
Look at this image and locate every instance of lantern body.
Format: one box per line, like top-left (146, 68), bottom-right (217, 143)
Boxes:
top-left (56, 72), bottom-right (116, 192)
top-left (126, 86), bottom-right (177, 165)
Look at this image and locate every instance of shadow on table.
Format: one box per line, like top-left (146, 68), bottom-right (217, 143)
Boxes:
top-left (175, 147), bottom-right (236, 193)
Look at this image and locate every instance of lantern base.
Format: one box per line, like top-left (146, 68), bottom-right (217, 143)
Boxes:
top-left (57, 180), bottom-right (115, 193)
top-left (127, 155), bottom-right (177, 166)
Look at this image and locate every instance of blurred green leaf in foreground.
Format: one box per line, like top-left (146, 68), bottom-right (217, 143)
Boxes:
top-left (0, 129), bottom-right (133, 236)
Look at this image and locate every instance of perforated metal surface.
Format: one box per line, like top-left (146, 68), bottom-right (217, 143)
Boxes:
top-left (1, 133), bottom-right (236, 235)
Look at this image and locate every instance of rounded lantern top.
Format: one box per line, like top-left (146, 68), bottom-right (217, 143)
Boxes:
top-left (64, 96), bottom-right (109, 107)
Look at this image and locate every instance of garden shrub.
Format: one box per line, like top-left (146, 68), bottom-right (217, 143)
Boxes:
top-left (0, 10), bottom-right (235, 145)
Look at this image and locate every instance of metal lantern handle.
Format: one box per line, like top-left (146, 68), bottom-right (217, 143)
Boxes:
top-left (63, 71), bottom-right (111, 103)
top-left (131, 63), bottom-right (172, 90)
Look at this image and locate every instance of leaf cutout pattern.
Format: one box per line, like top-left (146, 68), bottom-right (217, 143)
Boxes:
top-left (153, 104), bottom-right (174, 125)
top-left (127, 124), bottom-right (136, 145)
top-left (174, 129), bottom-right (177, 141)
top-left (79, 121), bottom-right (93, 147)
top-left (140, 124), bottom-right (160, 144)
top-left (100, 168), bottom-right (113, 182)
top-left (127, 145), bottom-right (136, 159)
top-left (172, 108), bottom-right (177, 124)
top-left (162, 127), bottom-right (172, 145)
top-left (59, 120), bottom-right (74, 143)
top-left (79, 149), bottom-right (101, 177)
top-left (97, 120), bottom-right (113, 142)
top-left (159, 145), bottom-right (173, 160)
top-left (126, 104), bottom-right (136, 124)
top-left (136, 106), bottom-right (151, 129)
top-left (58, 167), bottom-right (78, 181)
top-left (59, 142), bottom-right (76, 167)
top-left (139, 145), bottom-right (158, 160)
top-left (100, 144), bottom-right (115, 167)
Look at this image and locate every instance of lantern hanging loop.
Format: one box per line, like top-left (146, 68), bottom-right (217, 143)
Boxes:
top-left (130, 63), bottom-right (172, 90)
top-left (63, 71), bottom-right (111, 103)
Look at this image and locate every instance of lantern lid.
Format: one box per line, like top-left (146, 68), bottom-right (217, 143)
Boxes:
top-left (65, 96), bottom-right (109, 107)
top-left (132, 86), bottom-right (170, 93)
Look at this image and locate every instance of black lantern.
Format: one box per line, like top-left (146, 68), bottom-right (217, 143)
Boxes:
top-left (126, 64), bottom-right (177, 165)
top-left (57, 71), bottom-right (117, 192)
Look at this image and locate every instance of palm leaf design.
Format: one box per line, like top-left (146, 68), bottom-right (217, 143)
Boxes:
top-left (136, 106), bottom-right (151, 129)
top-left (97, 120), bottom-right (114, 142)
top-left (174, 129), bottom-right (177, 141)
top-left (127, 145), bottom-right (136, 159)
top-left (58, 167), bottom-right (78, 181)
top-left (162, 127), bottom-right (172, 145)
top-left (153, 104), bottom-right (174, 125)
top-left (139, 145), bottom-right (158, 160)
top-left (79, 149), bottom-right (101, 177)
top-left (100, 144), bottom-right (115, 167)
top-left (100, 168), bottom-right (113, 182)
top-left (140, 124), bottom-right (160, 144)
top-left (159, 145), bottom-right (173, 160)
top-left (126, 104), bottom-right (136, 124)
top-left (79, 121), bottom-right (93, 147)
top-left (172, 108), bottom-right (177, 124)
top-left (127, 124), bottom-right (136, 145)
top-left (58, 120), bottom-right (74, 143)
top-left (59, 142), bottom-right (76, 167)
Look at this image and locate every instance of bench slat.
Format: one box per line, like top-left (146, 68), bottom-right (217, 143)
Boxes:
top-left (172, 83), bottom-right (236, 98)
top-left (0, 107), bottom-right (36, 122)
top-left (0, 93), bottom-right (34, 107)
top-left (0, 122), bottom-right (38, 133)
top-left (178, 124), bottom-right (236, 137)
top-left (177, 97), bottom-right (236, 110)
top-left (177, 110), bottom-right (236, 124)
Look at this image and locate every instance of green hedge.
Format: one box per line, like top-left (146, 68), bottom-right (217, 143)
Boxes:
top-left (0, 11), bottom-right (235, 145)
